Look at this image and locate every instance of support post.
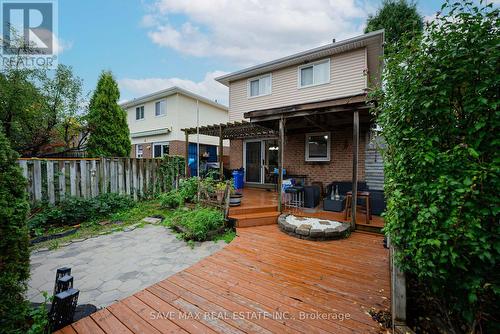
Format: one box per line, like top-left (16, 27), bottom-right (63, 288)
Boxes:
top-left (184, 131), bottom-right (189, 177)
top-left (351, 110), bottom-right (359, 230)
top-left (278, 117), bottom-right (285, 212)
top-left (219, 125), bottom-right (224, 180)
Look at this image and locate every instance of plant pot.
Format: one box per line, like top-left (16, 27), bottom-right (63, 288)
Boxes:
top-left (229, 195), bottom-right (242, 206)
top-left (216, 190), bottom-right (225, 202)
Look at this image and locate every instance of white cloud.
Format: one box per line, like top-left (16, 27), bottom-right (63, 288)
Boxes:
top-left (118, 70), bottom-right (229, 105)
top-left (144, 0), bottom-right (369, 65)
top-left (53, 35), bottom-right (72, 55)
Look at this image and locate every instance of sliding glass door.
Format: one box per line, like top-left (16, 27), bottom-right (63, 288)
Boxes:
top-left (245, 141), bottom-right (262, 183)
top-left (244, 139), bottom-right (279, 184)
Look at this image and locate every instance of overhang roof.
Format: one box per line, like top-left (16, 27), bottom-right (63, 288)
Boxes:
top-left (120, 86), bottom-right (228, 111)
top-left (244, 93), bottom-right (370, 122)
top-left (130, 128), bottom-right (171, 138)
top-left (215, 30), bottom-right (384, 86)
top-left (182, 120), bottom-right (276, 140)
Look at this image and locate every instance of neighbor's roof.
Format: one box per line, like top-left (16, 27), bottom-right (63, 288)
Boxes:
top-left (120, 86), bottom-right (228, 111)
top-left (215, 29), bottom-right (384, 86)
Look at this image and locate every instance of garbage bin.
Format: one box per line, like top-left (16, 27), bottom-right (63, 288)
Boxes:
top-left (232, 169), bottom-right (245, 191)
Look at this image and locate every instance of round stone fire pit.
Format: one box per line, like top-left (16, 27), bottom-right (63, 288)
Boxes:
top-left (278, 214), bottom-right (350, 240)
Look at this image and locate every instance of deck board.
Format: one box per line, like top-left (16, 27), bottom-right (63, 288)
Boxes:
top-left (59, 225), bottom-right (390, 333)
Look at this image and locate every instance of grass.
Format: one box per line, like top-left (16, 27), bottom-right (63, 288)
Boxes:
top-left (30, 200), bottom-right (170, 251)
top-left (30, 200), bottom-right (236, 251)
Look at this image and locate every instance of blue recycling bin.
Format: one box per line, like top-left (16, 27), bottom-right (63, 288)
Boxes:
top-left (232, 169), bottom-right (245, 190)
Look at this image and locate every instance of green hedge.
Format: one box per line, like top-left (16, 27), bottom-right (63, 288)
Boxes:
top-left (0, 130), bottom-right (31, 332)
top-left (28, 193), bottom-right (135, 232)
top-left (374, 1), bottom-right (499, 331)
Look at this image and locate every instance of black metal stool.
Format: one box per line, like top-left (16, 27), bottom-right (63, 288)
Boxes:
top-left (284, 185), bottom-right (305, 210)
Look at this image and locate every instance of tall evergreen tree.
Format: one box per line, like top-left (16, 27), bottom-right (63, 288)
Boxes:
top-left (0, 129), bottom-right (30, 332)
top-left (87, 71), bottom-right (131, 157)
top-left (365, 0), bottom-right (423, 55)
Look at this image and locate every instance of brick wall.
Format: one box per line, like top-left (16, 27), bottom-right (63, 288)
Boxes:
top-left (168, 140), bottom-right (186, 156)
top-left (228, 127), bottom-right (367, 185)
top-left (131, 140), bottom-right (230, 160)
top-left (130, 143), bottom-right (152, 158)
top-left (283, 127), bottom-right (367, 185)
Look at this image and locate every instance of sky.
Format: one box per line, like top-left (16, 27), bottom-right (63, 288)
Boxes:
top-left (56, 0), bottom-right (445, 105)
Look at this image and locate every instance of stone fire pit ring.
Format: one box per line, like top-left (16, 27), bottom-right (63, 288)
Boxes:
top-left (278, 214), bottom-right (350, 240)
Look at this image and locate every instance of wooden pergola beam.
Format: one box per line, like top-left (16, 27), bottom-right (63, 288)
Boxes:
top-left (278, 117), bottom-right (285, 212)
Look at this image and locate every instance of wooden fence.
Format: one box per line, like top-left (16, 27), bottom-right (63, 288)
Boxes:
top-left (17, 158), bottom-right (181, 204)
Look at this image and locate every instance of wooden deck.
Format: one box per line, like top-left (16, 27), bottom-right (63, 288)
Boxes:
top-left (229, 188), bottom-right (384, 231)
top-left (56, 225), bottom-right (390, 334)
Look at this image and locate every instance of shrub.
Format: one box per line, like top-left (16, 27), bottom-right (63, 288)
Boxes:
top-left (156, 155), bottom-right (185, 193)
top-left (178, 177), bottom-right (198, 203)
top-left (170, 207), bottom-right (224, 241)
top-left (0, 130), bottom-right (31, 332)
top-left (28, 193), bottom-right (135, 232)
top-left (373, 1), bottom-right (499, 331)
top-left (159, 191), bottom-right (184, 209)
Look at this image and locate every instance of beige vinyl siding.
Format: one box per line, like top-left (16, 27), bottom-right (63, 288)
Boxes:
top-left (126, 92), bottom-right (228, 146)
top-left (229, 47), bottom-right (367, 121)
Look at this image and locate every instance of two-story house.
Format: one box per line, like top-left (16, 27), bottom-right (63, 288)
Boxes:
top-left (121, 86), bottom-right (229, 175)
top-left (182, 30), bottom-right (385, 226)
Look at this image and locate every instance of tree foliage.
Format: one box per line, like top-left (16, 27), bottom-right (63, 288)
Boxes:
top-left (365, 0), bottom-right (423, 54)
top-left (373, 1), bottom-right (499, 331)
top-left (0, 129), bottom-right (30, 332)
top-left (0, 62), bottom-right (83, 156)
top-left (86, 71), bottom-right (131, 157)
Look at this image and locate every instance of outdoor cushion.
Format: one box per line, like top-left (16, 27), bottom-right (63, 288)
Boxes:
top-left (303, 185), bottom-right (320, 208)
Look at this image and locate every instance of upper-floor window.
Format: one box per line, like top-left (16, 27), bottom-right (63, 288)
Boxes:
top-left (155, 100), bottom-right (166, 116)
top-left (135, 106), bottom-right (145, 120)
top-left (248, 74), bottom-right (271, 97)
top-left (298, 59), bottom-right (330, 88)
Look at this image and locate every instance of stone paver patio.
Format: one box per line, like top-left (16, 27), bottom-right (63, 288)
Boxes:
top-left (28, 225), bottom-right (227, 307)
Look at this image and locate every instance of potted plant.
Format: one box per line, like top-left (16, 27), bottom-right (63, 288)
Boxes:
top-left (215, 182), bottom-right (226, 202)
top-left (229, 181), bottom-right (243, 206)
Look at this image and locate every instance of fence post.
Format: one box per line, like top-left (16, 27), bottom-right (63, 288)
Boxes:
top-left (91, 160), bottom-right (98, 197)
top-left (138, 159), bottom-right (144, 198)
top-left (145, 159), bottom-right (150, 196)
top-left (125, 158), bottom-right (131, 196)
top-left (33, 160), bottom-right (42, 202)
top-left (47, 160), bottom-right (55, 204)
top-left (118, 159), bottom-right (124, 195)
top-left (80, 160), bottom-right (87, 198)
top-left (132, 158), bottom-right (138, 201)
top-left (58, 161), bottom-right (66, 201)
top-left (69, 161), bottom-right (77, 197)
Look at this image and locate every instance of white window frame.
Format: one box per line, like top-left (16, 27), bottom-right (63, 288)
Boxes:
top-left (298, 58), bottom-right (331, 88)
top-left (135, 106), bottom-right (145, 120)
top-left (155, 99), bottom-right (166, 117)
top-left (247, 73), bottom-right (272, 98)
top-left (153, 141), bottom-right (169, 158)
top-left (305, 132), bottom-right (331, 162)
top-left (136, 144), bottom-right (144, 158)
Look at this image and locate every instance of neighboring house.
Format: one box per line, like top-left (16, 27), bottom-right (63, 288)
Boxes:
top-left (183, 30), bottom-right (385, 216)
top-left (121, 87), bottom-right (229, 174)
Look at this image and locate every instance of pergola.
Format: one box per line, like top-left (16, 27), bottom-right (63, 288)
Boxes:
top-left (182, 93), bottom-right (375, 230)
top-left (181, 121), bottom-right (277, 177)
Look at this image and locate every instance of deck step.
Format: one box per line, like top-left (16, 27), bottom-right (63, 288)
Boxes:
top-left (230, 211), bottom-right (281, 228)
top-left (228, 204), bottom-right (278, 215)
